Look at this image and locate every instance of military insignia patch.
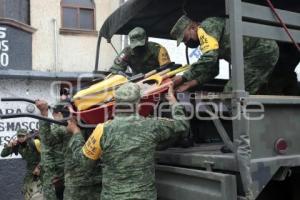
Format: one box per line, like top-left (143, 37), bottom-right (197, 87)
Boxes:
top-left (82, 123), bottom-right (104, 160)
top-left (197, 28), bottom-right (219, 54)
top-left (158, 47), bottom-right (171, 66)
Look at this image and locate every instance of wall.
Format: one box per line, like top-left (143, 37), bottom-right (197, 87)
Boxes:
top-left (0, 79), bottom-right (59, 200)
top-left (30, 0), bottom-right (121, 73)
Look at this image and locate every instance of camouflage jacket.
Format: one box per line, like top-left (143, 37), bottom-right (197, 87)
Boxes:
top-left (183, 17), bottom-right (279, 85)
top-left (110, 41), bottom-right (171, 75)
top-left (1, 139), bottom-right (40, 182)
top-left (64, 130), bottom-right (102, 187)
top-left (39, 121), bottom-right (69, 182)
top-left (69, 103), bottom-right (189, 200)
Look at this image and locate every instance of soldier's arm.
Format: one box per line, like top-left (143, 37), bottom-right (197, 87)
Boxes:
top-left (183, 17), bottom-right (224, 85)
top-left (39, 120), bottom-right (51, 134)
top-left (68, 133), bottom-right (97, 167)
top-left (109, 48), bottom-right (131, 74)
top-left (39, 120), bottom-right (55, 145)
top-left (154, 103), bottom-right (190, 143)
top-left (0, 144), bottom-right (13, 157)
top-left (183, 50), bottom-right (219, 84)
top-left (51, 125), bottom-right (66, 143)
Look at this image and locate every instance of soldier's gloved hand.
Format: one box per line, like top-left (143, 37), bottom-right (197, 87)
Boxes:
top-left (52, 176), bottom-right (64, 188)
top-left (176, 80), bottom-right (198, 92)
top-left (7, 140), bottom-right (18, 147)
top-left (165, 83), bottom-right (177, 104)
top-left (66, 117), bottom-right (81, 135)
top-left (35, 100), bottom-right (49, 116)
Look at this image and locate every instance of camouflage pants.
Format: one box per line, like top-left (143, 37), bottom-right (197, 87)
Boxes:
top-left (101, 191), bottom-right (157, 200)
top-left (63, 184), bottom-right (101, 200)
top-left (224, 40), bottom-right (279, 94)
top-left (23, 179), bottom-right (43, 200)
top-left (42, 175), bottom-right (57, 200)
top-left (42, 183), bottom-right (57, 200)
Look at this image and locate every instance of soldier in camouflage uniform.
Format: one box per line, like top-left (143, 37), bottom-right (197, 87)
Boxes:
top-left (63, 127), bottom-right (102, 200)
top-left (170, 15), bottom-right (279, 94)
top-left (36, 100), bottom-right (102, 200)
top-left (36, 100), bottom-right (66, 200)
top-left (110, 27), bottom-right (171, 75)
top-left (67, 82), bottom-right (189, 200)
top-left (1, 129), bottom-right (43, 200)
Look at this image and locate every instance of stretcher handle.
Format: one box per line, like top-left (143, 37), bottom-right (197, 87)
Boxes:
top-left (0, 113), bottom-right (68, 126)
top-left (1, 98), bottom-right (52, 109)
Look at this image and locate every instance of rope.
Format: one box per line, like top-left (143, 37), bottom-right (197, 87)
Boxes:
top-left (265, 0), bottom-right (300, 53)
top-left (110, 41), bottom-right (119, 55)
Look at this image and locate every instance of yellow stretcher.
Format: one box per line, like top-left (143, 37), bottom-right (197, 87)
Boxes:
top-left (73, 65), bottom-right (190, 111)
top-left (73, 74), bottom-right (128, 111)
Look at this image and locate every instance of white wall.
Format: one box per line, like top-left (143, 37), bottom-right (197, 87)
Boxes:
top-left (30, 0), bottom-right (121, 72)
top-left (0, 79), bottom-right (58, 159)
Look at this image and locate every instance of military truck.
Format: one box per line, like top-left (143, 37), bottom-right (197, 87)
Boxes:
top-left (96, 0), bottom-right (300, 199)
top-left (1, 0), bottom-right (299, 199)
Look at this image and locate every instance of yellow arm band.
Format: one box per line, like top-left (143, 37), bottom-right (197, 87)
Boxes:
top-left (158, 46), bottom-right (171, 66)
top-left (197, 28), bottom-right (219, 54)
top-left (82, 123), bottom-right (104, 160)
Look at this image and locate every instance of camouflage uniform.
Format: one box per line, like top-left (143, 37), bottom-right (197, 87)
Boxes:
top-left (39, 121), bottom-right (67, 200)
top-left (69, 83), bottom-right (189, 200)
top-left (171, 16), bottom-right (279, 94)
top-left (110, 27), bottom-right (171, 75)
top-left (63, 129), bottom-right (102, 200)
top-left (1, 129), bottom-right (42, 200)
top-left (259, 42), bottom-right (300, 95)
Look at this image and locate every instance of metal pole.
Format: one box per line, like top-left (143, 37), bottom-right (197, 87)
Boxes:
top-left (228, 0), bottom-right (245, 92)
top-left (52, 18), bottom-right (58, 72)
top-left (227, 0), bottom-right (253, 199)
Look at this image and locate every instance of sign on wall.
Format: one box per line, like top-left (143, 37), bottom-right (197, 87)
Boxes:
top-left (0, 24), bottom-right (32, 70)
top-left (0, 106), bottom-right (40, 159)
top-left (0, 79), bottom-right (57, 159)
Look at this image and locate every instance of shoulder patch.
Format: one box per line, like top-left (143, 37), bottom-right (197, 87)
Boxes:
top-left (34, 139), bottom-right (41, 153)
top-left (158, 47), bottom-right (171, 66)
top-left (197, 28), bottom-right (219, 54)
top-left (82, 123), bottom-right (104, 160)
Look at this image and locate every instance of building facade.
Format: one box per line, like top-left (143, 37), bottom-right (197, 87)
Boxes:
top-left (0, 1), bottom-right (121, 199)
top-left (0, 0), bottom-right (121, 72)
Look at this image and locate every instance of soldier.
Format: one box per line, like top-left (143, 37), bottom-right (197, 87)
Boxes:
top-left (36, 100), bottom-right (66, 200)
top-left (170, 15), bottom-right (279, 94)
top-left (110, 27), bottom-right (171, 75)
top-left (1, 129), bottom-right (43, 200)
top-left (63, 128), bottom-right (102, 200)
top-left (36, 100), bottom-right (102, 200)
top-left (66, 82), bottom-right (189, 200)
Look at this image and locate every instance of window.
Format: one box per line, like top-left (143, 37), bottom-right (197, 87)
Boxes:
top-left (61, 0), bottom-right (95, 32)
top-left (0, 0), bottom-right (30, 24)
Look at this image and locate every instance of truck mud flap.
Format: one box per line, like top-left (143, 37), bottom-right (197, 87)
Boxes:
top-left (156, 165), bottom-right (237, 200)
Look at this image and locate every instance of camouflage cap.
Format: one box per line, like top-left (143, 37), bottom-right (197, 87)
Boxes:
top-left (115, 82), bottom-right (141, 103)
top-left (16, 128), bottom-right (28, 136)
top-left (129, 27), bottom-right (147, 49)
top-left (170, 15), bottom-right (193, 46)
